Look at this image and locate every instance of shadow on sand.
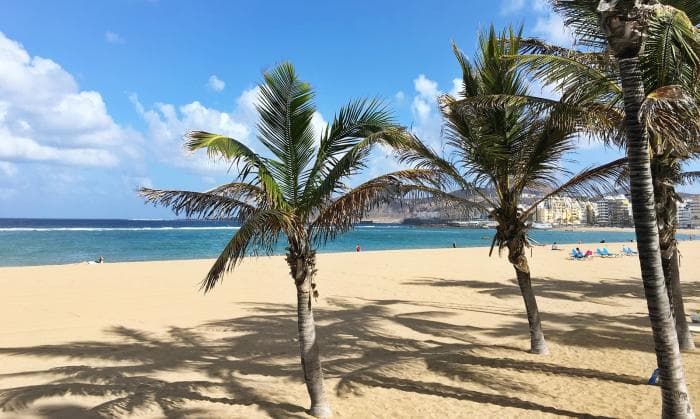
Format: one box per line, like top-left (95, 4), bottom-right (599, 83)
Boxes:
top-left (0, 289), bottom-right (664, 418)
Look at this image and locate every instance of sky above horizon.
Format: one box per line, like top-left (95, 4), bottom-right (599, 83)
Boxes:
top-left (1, 0), bottom-right (698, 219)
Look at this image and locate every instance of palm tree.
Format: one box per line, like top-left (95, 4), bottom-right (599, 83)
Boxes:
top-left (506, 10), bottom-right (700, 350)
top-left (550, 0), bottom-right (697, 416)
top-left (391, 27), bottom-right (626, 354)
top-left (139, 63), bottom-right (464, 417)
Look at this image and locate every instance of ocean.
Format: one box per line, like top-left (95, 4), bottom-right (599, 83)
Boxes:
top-left (0, 218), bottom-right (681, 267)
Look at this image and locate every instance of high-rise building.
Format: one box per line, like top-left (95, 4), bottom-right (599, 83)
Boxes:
top-left (585, 202), bottom-right (598, 225)
top-left (533, 196), bottom-right (595, 225)
top-left (595, 195), bottom-right (632, 227)
top-left (677, 201), bottom-right (691, 228)
top-left (688, 200), bottom-right (700, 228)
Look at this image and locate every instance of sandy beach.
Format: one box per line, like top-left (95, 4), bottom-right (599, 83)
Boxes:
top-left (0, 242), bottom-right (698, 418)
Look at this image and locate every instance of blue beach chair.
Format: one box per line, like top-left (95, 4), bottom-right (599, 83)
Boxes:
top-left (601, 248), bottom-right (619, 257)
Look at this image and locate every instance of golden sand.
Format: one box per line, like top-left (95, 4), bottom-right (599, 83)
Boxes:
top-left (0, 242), bottom-right (698, 418)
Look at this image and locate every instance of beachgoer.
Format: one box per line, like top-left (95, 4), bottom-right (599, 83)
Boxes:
top-left (97, 256), bottom-right (104, 264)
top-left (551, 242), bottom-right (559, 250)
top-left (355, 244), bottom-right (361, 252)
top-left (600, 239), bottom-right (606, 243)
top-left (452, 242), bottom-right (456, 248)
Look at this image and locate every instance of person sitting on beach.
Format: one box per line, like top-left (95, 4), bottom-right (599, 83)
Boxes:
top-left (551, 242), bottom-right (560, 250)
top-left (575, 247), bottom-right (584, 258)
top-left (86, 256), bottom-right (104, 265)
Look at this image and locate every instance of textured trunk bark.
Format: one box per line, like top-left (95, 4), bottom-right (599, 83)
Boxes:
top-left (507, 240), bottom-right (548, 354)
top-left (656, 180), bottom-right (695, 351)
top-left (618, 57), bottom-right (694, 418)
top-left (287, 248), bottom-right (331, 418)
top-left (667, 249), bottom-right (696, 351)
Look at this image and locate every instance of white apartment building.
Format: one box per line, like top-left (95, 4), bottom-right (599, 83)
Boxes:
top-left (677, 201), bottom-right (692, 228)
top-left (688, 200), bottom-right (700, 228)
top-left (595, 195), bottom-right (633, 227)
top-left (534, 196), bottom-right (590, 225)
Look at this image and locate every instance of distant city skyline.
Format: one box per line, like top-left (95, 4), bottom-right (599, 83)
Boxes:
top-left (1, 0), bottom-right (698, 218)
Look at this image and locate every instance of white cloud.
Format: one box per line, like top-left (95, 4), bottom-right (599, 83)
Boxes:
top-left (207, 75), bottom-right (226, 92)
top-left (0, 31), bottom-right (141, 172)
top-left (410, 74), bottom-right (443, 151)
top-left (449, 78), bottom-right (462, 98)
top-left (414, 74), bottom-right (439, 98)
top-left (132, 87), bottom-right (259, 173)
top-left (105, 31), bottom-right (125, 44)
top-left (394, 91), bottom-right (405, 103)
top-left (310, 111), bottom-right (327, 142)
top-left (133, 84), bottom-right (331, 174)
top-left (500, 0), bottom-right (526, 14)
top-left (500, 0), bottom-right (574, 47)
top-left (0, 128), bottom-right (119, 167)
top-left (533, 12), bottom-right (573, 46)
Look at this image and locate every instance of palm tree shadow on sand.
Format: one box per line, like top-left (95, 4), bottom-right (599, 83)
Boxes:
top-left (0, 297), bottom-right (657, 418)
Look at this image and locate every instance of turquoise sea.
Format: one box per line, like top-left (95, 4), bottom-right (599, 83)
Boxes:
top-left (0, 218), bottom-right (687, 267)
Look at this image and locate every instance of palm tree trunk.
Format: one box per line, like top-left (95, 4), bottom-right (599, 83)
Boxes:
top-left (618, 56), bottom-right (694, 418)
top-left (655, 179), bottom-right (695, 351)
top-left (287, 248), bottom-right (332, 418)
top-left (507, 239), bottom-right (549, 355)
top-left (664, 248), bottom-right (696, 351)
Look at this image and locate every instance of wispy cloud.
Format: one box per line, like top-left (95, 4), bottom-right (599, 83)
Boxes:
top-left (500, 0), bottom-right (526, 15)
top-left (105, 31), bottom-right (126, 44)
top-left (206, 75), bottom-right (226, 92)
top-left (499, 0), bottom-right (573, 46)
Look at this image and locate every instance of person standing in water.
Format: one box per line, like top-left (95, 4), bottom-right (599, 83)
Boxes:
top-left (355, 243), bottom-right (361, 252)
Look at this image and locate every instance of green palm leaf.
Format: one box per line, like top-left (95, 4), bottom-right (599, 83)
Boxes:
top-left (200, 209), bottom-right (295, 293)
top-left (256, 62), bottom-right (317, 205)
top-left (185, 131), bottom-right (285, 207)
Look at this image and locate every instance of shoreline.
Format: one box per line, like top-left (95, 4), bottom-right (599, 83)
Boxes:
top-left (0, 239), bottom-right (691, 269)
top-left (0, 240), bottom-right (663, 269)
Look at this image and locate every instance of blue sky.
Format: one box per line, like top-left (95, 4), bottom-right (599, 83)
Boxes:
top-left (0, 0), bottom-right (697, 218)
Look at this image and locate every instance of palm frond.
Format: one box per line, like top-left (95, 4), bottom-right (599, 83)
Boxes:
top-left (200, 209), bottom-right (295, 293)
top-left (386, 128), bottom-right (487, 202)
top-left (679, 171), bottom-right (700, 184)
top-left (452, 41), bottom-right (480, 98)
top-left (641, 85), bottom-right (700, 156)
top-left (522, 157), bottom-right (629, 219)
top-left (256, 62), bottom-right (317, 205)
top-left (643, 5), bottom-right (700, 90)
top-left (665, 0), bottom-right (700, 24)
top-left (139, 187), bottom-right (257, 220)
top-left (510, 53), bottom-right (622, 105)
top-left (309, 169), bottom-right (474, 244)
top-left (185, 131), bottom-right (285, 206)
top-left (552, 0), bottom-right (607, 49)
top-left (303, 98), bottom-right (395, 202)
